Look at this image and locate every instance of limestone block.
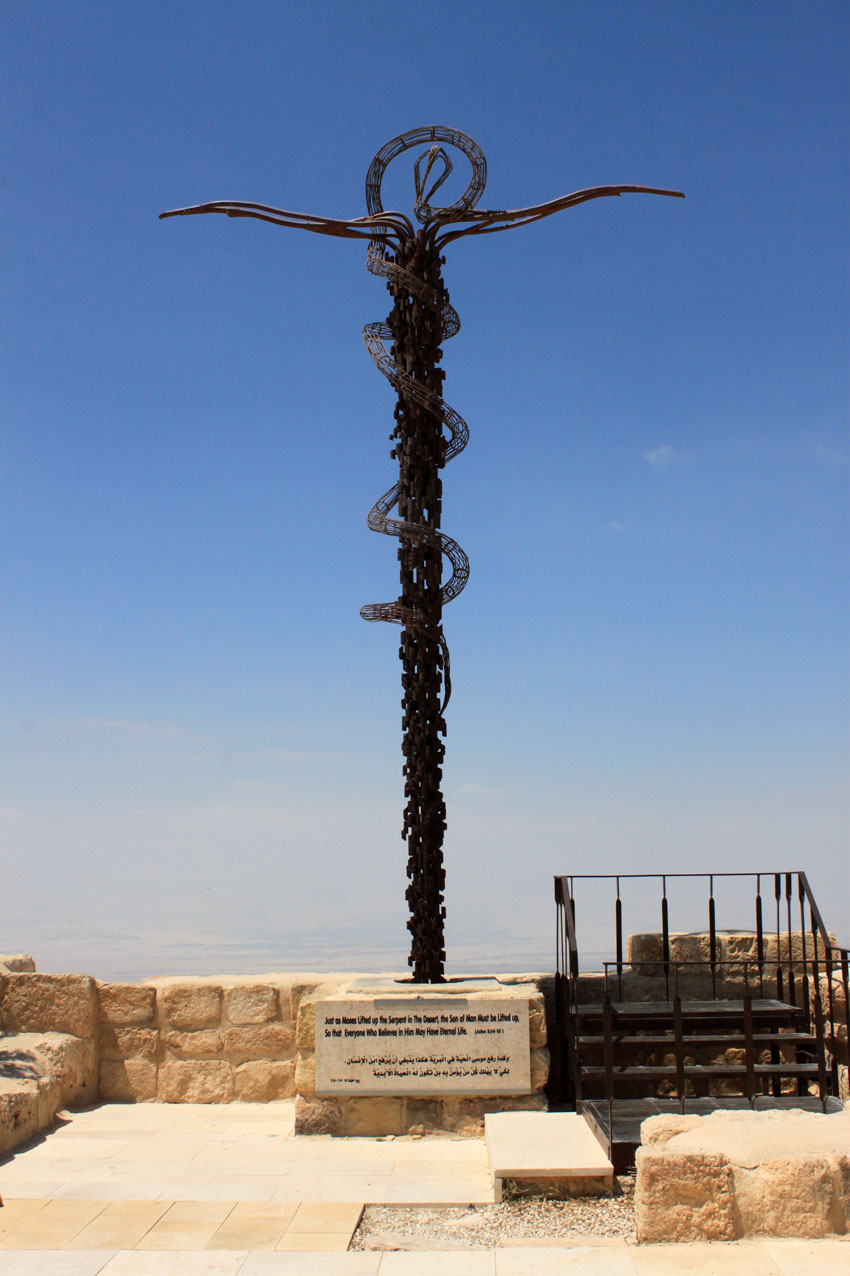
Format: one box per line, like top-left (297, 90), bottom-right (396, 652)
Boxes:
top-left (732, 1155), bottom-right (841, 1237)
top-left (0, 954), bottom-right (36, 973)
top-left (0, 973), bottom-right (97, 1038)
top-left (97, 982), bottom-right (156, 1026)
top-left (0, 1075), bottom-right (62, 1154)
top-left (99, 1026), bottom-right (159, 1062)
top-left (99, 1058), bottom-right (158, 1102)
top-left (635, 1147), bottom-right (738, 1242)
top-left (31, 1032), bottom-right (97, 1106)
top-left (669, 933), bottom-right (712, 964)
top-left (164, 1029), bottom-right (223, 1059)
top-left (0, 1031), bottom-right (96, 1108)
top-left (157, 983), bottom-right (222, 1029)
top-left (336, 1097), bottom-right (408, 1137)
top-left (294, 1094), bottom-right (341, 1135)
top-left (158, 1059), bottom-right (233, 1103)
top-left (635, 1109), bottom-right (850, 1242)
top-left (233, 1060), bottom-right (295, 1101)
top-left (295, 1051), bottom-right (315, 1096)
top-left (223, 1023), bottom-right (294, 1063)
top-left (224, 984), bottom-right (278, 1025)
top-left (530, 1046), bottom-right (549, 1091)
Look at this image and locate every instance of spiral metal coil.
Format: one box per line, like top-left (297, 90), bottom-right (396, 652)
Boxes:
top-left (358, 128), bottom-right (487, 709)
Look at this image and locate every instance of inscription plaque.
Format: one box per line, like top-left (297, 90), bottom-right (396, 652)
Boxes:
top-left (315, 997), bottom-right (531, 1096)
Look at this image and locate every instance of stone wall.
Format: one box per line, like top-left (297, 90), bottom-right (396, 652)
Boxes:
top-left (0, 963), bottom-right (358, 1153)
top-left (1, 965), bottom-right (553, 1151)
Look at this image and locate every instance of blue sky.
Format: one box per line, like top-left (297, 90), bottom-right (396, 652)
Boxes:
top-left (2, 1), bottom-right (847, 978)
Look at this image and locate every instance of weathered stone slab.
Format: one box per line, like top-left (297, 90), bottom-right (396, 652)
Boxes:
top-left (635, 1108), bottom-right (850, 1241)
top-left (485, 1111), bottom-right (613, 1201)
top-left (315, 995), bottom-right (530, 1096)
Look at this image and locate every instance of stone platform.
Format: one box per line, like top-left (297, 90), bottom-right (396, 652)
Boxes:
top-left (485, 1112), bottom-right (614, 1200)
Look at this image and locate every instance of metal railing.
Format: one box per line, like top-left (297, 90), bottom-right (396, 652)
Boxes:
top-left (552, 871), bottom-right (849, 1106)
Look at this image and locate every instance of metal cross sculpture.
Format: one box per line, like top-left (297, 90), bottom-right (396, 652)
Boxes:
top-left (162, 125), bottom-right (683, 983)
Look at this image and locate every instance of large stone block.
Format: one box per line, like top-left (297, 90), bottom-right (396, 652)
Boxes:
top-left (99, 1058), bottom-right (158, 1102)
top-left (99, 1025), bottom-right (159, 1062)
top-left (224, 985), bottom-right (278, 1025)
top-left (31, 1032), bottom-right (97, 1106)
top-left (635, 1109), bottom-right (850, 1242)
top-left (97, 982), bottom-right (156, 1026)
top-left (157, 982), bottom-right (223, 1029)
top-left (0, 973), bottom-right (97, 1038)
top-left (158, 1059), bottom-right (233, 1103)
top-left (636, 1146), bottom-right (738, 1241)
top-left (0, 954), bottom-right (36, 973)
top-left (164, 1029), bottom-right (223, 1059)
top-left (234, 1060), bottom-right (295, 1101)
top-left (1, 1031), bottom-right (96, 1107)
top-left (0, 1075), bottom-right (62, 1154)
top-left (223, 1023), bottom-right (294, 1063)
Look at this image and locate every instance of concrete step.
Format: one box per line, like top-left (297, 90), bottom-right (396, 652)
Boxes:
top-left (484, 1111), bottom-right (614, 1202)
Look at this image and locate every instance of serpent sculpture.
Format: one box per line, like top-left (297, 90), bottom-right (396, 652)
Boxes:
top-left (161, 127), bottom-right (683, 982)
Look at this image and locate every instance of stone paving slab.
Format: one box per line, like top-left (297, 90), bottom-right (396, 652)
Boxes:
top-left (0, 1243), bottom-right (846, 1273)
top-left (1, 1103), bottom-right (849, 1273)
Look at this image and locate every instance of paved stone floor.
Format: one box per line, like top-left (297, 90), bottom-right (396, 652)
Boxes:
top-left (0, 1102), bottom-right (847, 1273)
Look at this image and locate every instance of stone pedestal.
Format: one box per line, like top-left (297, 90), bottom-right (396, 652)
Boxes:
top-left (294, 976), bottom-right (549, 1136)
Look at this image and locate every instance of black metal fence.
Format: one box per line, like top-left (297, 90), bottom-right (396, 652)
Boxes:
top-left (552, 871), bottom-right (850, 1107)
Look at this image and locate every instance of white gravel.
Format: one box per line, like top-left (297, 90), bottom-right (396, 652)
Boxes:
top-left (351, 1176), bottom-right (636, 1250)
